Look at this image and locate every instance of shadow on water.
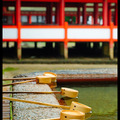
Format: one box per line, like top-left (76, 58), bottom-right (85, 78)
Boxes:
top-left (57, 82), bottom-right (117, 120)
top-left (57, 81), bottom-right (117, 87)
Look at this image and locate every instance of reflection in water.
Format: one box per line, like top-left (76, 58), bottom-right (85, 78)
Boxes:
top-left (49, 82), bottom-right (57, 88)
top-left (60, 97), bottom-right (79, 105)
top-left (85, 111), bottom-right (92, 119)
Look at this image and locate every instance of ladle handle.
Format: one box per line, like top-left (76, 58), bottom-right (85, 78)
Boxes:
top-left (3, 97), bottom-right (70, 109)
top-left (41, 118), bottom-right (60, 120)
top-left (3, 77), bottom-right (35, 81)
top-left (3, 79), bottom-right (36, 86)
top-left (2, 91), bottom-right (61, 94)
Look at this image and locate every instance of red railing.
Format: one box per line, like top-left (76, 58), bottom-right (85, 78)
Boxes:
top-left (2, 22), bottom-right (117, 59)
top-left (2, 22), bottom-right (117, 42)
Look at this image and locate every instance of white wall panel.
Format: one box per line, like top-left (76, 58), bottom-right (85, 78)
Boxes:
top-left (68, 28), bottom-right (110, 39)
top-left (113, 28), bottom-right (117, 39)
top-left (21, 28), bottom-right (65, 39)
top-left (2, 28), bottom-right (18, 39)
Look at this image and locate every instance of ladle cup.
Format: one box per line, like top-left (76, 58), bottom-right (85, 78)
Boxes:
top-left (43, 72), bottom-right (57, 82)
top-left (41, 110), bottom-right (92, 120)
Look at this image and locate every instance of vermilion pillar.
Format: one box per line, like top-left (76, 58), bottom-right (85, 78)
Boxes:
top-left (108, 3), bottom-right (111, 26)
top-left (91, 15), bottom-right (94, 25)
top-left (59, 0), bottom-right (65, 25)
top-left (55, 3), bottom-right (60, 24)
top-left (46, 3), bottom-right (53, 49)
top-left (59, 0), bottom-right (67, 58)
top-left (77, 6), bottom-right (80, 24)
top-left (16, 0), bottom-right (21, 26)
top-left (114, 3), bottom-right (118, 25)
top-left (16, 0), bottom-right (21, 60)
top-left (94, 3), bottom-right (98, 24)
top-left (82, 3), bottom-right (87, 24)
top-left (12, 15), bottom-right (15, 24)
top-left (28, 15), bottom-right (31, 24)
top-left (3, 6), bottom-right (7, 12)
top-left (46, 3), bottom-right (53, 24)
top-left (94, 3), bottom-right (99, 50)
top-left (102, 0), bottom-right (108, 26)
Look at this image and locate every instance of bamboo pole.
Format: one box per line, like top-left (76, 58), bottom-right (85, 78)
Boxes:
top-left (3, 79), bottom-right (36, 87)
top-left (3, 72), bottom-right (57, 81)
top-left (41, 118), bottom-right (60, 120)
top-left (3, 77), bottom-right (35, 81)
top-left (2, 91), bottom-right (61, 94)
top-left (3, 97), bottom-right (70, 109)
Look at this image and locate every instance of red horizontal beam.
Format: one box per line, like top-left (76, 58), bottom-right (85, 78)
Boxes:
top-left (2, 12), bottom-right (111, 17)
top-left (3, 0), bottom-right (59, 2)
top-left (20, 25), bottom-right (64, 28)
top-left (21, 0), bottom-right (59, 1)
top-left (3, 39), bottom-right (17, 42)
top-left (2, 25), bottom-right (17, 28)
top-left (3, 38), bottom-right (117, 42)
top-left (3, 0), bottom-right (117, 3)
top-left (113, 39), bottom-right (117, 42)
top-left (20, 39), bottom-right (65, 42)
top-left (68, 25), bottom-right (109, 28)
top-left (68, 39), bottom-right (110, 42)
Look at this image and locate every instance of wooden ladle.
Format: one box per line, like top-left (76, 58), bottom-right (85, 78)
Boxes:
top-left (3, 76), bottom-right (55, 87)
top-left (3, 97), bottom-right (92, 113)
top-left (3, 87), bottom-right (78, 98)
top-left (3, 72), bottom-right (57, 82)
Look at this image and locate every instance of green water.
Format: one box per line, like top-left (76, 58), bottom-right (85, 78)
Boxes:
top-left (57, 83), bottom-right (117, 120)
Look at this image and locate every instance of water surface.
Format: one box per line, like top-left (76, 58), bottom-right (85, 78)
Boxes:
top-left (57, 83), bottom-right (117, 120)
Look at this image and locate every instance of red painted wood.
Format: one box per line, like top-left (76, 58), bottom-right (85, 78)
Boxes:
top-left (114, 3), bottom-right (118, 25)
top-left (3, 6), bottom-right (7, 12)
top-left (94, 3), bottom-right (98, 24)
top-left (16, 0), bottom-right (21, 26)
top-left (46, 3), bottom-right (53, 24)
top-left (108, 3), bottom-right (111, 26)
top-left (59, 0), bottom-right (64, 25)
top-left (55, 3), bottom-right (60, 24)
top-left (16, 0), bottom-right (21, 59)
top-left (77, 6), bottom-right (80, 24)
top-left (2, 0), bottom-right (118, 3)
top-left (16, 0), bottom-right (21, 46)
top-left (28, 15), bottom-right (32, 24)
top-left (82, 3), bottom-right (87, 24)
top-left (3, 39), bottom-right (18, 42)
top-left (102, 0), bottom-right (108, 26)
top-left (12, 14), bottom-right (15, 24)
top-left (109, 22), bottom-right (113, 48)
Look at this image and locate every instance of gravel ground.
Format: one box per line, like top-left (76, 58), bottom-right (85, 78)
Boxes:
top-left (12, 83), bottom-right (62, 120)
top-left (13, 68), bottom-right (117, 78)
